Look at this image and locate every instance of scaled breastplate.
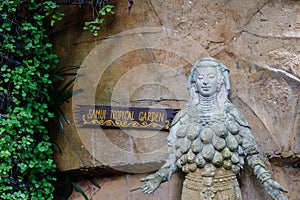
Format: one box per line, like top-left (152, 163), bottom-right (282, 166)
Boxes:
top-left (174, 106), bottom-right (245, 174)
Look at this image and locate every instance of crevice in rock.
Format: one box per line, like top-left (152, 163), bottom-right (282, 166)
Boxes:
top-left (241, 30), bottom-right (300, 39)
top-left (56, 166), bottom-right (125, 181)
top-left (73, 28), bottom-right (165, 45)
top-left (267, 151), bottom-right (300, 168)
top-left (242, 0), bottom-right (270, 28)
top-left (130, 98), bottom-right (187, 103)
top-left (146, 0), bottom-right (163, 26)
top-left (260, 64), bottom-right (300, 83)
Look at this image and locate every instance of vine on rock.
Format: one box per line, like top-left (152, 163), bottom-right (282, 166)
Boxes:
top-left (0, 1), bottom-right (61, 199)
top-left (0, 0), bottom-right (116, 199)
top-left (83, 4), bottom-right (114, 36)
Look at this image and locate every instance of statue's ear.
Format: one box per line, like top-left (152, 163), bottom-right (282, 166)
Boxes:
top-left (219, 63), bottom-right (230, 92)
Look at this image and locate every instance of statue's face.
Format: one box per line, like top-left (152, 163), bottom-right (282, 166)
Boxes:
top-left (196, 66), bottom-right (219, 97)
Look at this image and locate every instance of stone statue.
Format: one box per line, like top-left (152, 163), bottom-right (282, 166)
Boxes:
top-left (141, 57), bottom-right (288, 200)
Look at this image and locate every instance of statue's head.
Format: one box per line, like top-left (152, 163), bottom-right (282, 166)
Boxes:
top-left (188, 57), bottom-right (230, 103)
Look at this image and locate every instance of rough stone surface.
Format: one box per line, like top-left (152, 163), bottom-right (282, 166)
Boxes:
top-left (68, 173), bottom-right (184, 200)
top-left (51, 0), bottom-right (299, 199)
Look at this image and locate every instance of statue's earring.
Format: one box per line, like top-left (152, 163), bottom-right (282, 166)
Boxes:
top-left (216, 78), bottom-right (222, 92)
top-left (191, 82), bottom-right (197, 92)
top-left (217, 82), bottom-right (221, 92)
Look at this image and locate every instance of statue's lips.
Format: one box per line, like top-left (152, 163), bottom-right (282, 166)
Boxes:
top-left (201, 86), bottom-right (211, 91)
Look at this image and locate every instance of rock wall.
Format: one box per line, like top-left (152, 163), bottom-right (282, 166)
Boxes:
top-left (51, 0), bottom-right (300, 199)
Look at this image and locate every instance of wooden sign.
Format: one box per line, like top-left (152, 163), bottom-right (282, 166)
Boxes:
top-left (76, 105), bottom-right (179, 131)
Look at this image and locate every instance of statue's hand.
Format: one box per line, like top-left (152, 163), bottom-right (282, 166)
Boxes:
top-left (140, 174), bottom-right (163, 194)
top-left (263, 179), bottom-right (288, 200)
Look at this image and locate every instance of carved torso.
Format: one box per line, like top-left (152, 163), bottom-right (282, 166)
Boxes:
top-left (173, 97), bottom-right (246, 175)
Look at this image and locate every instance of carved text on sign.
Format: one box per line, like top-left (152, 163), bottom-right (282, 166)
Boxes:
top-left (76, 105), bottom-right (179, 131)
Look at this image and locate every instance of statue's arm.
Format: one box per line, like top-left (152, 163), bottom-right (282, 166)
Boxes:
top-left (228, 105), bottom-right (288, 200)
top-left (242, 127), bottom-right (288, 200)
top-left (141, 122), bottom-right (180, 194)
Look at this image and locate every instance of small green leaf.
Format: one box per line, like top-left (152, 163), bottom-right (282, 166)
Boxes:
top-left (89, 179), bottom-right (101, 188)
top-left (71, 182), bottom-right (89, 200)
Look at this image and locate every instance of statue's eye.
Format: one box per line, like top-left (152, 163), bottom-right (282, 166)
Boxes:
top-left (198, 76), bottom-right (204, 80)
top-left (208, 74), bottom-right (215, 79)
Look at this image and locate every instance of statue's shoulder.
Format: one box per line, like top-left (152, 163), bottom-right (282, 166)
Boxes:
top-left (170, 103), bottom-right (192, 127)
top-left (226, 102), bottom-right (250, 128)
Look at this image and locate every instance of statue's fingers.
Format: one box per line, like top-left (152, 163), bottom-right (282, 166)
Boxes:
top-left (279, 186), bottom-right (288, 193)
top-left (143, 187), bottom-right (154, 194)
top-left (277, 193), bottom-right (288, 200)
top-left (141, 184), bottom-right (146, 190)
top-left (144, 190), bottom-right (152, 194)
top-left (141, 186), bottom-right (149, 194)
top-left (272, 181), bottom-right (288, 193)
top-left (141, 183), bottom-right (150, 191)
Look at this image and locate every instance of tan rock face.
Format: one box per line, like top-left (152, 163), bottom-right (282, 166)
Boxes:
top-left (68, 173), bottom-right (183, 200)
top-left (51, 0), bottom-right (299, 199)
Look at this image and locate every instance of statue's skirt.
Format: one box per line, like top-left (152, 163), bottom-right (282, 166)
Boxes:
top-left (181, 169), bottom-right (242, 200)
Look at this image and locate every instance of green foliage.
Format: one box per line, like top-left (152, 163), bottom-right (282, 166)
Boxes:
top-left (54, 173), bottom-right (101, 200)
top-left (51, 12), bottom-right (64, 26)
top-left (83, 4), bottom-right (114, 36)
top-left (48, 66), bottom-right (83, 132)
top-left (0, 0), bottom-right (62, 199)
top-left (0, 0), bottom-right (112, 199)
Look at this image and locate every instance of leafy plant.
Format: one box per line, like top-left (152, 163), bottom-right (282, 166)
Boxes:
top-left (83, 4), bottom-right (114, 36)
top-left (48, 66), bottom-right (83, 133)
top-left (0, 0), bottom-right (113, 199)
top-left (54, 173), bottom-right (101, 200)
top-left (0, 0), bottom-right (62, 199)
